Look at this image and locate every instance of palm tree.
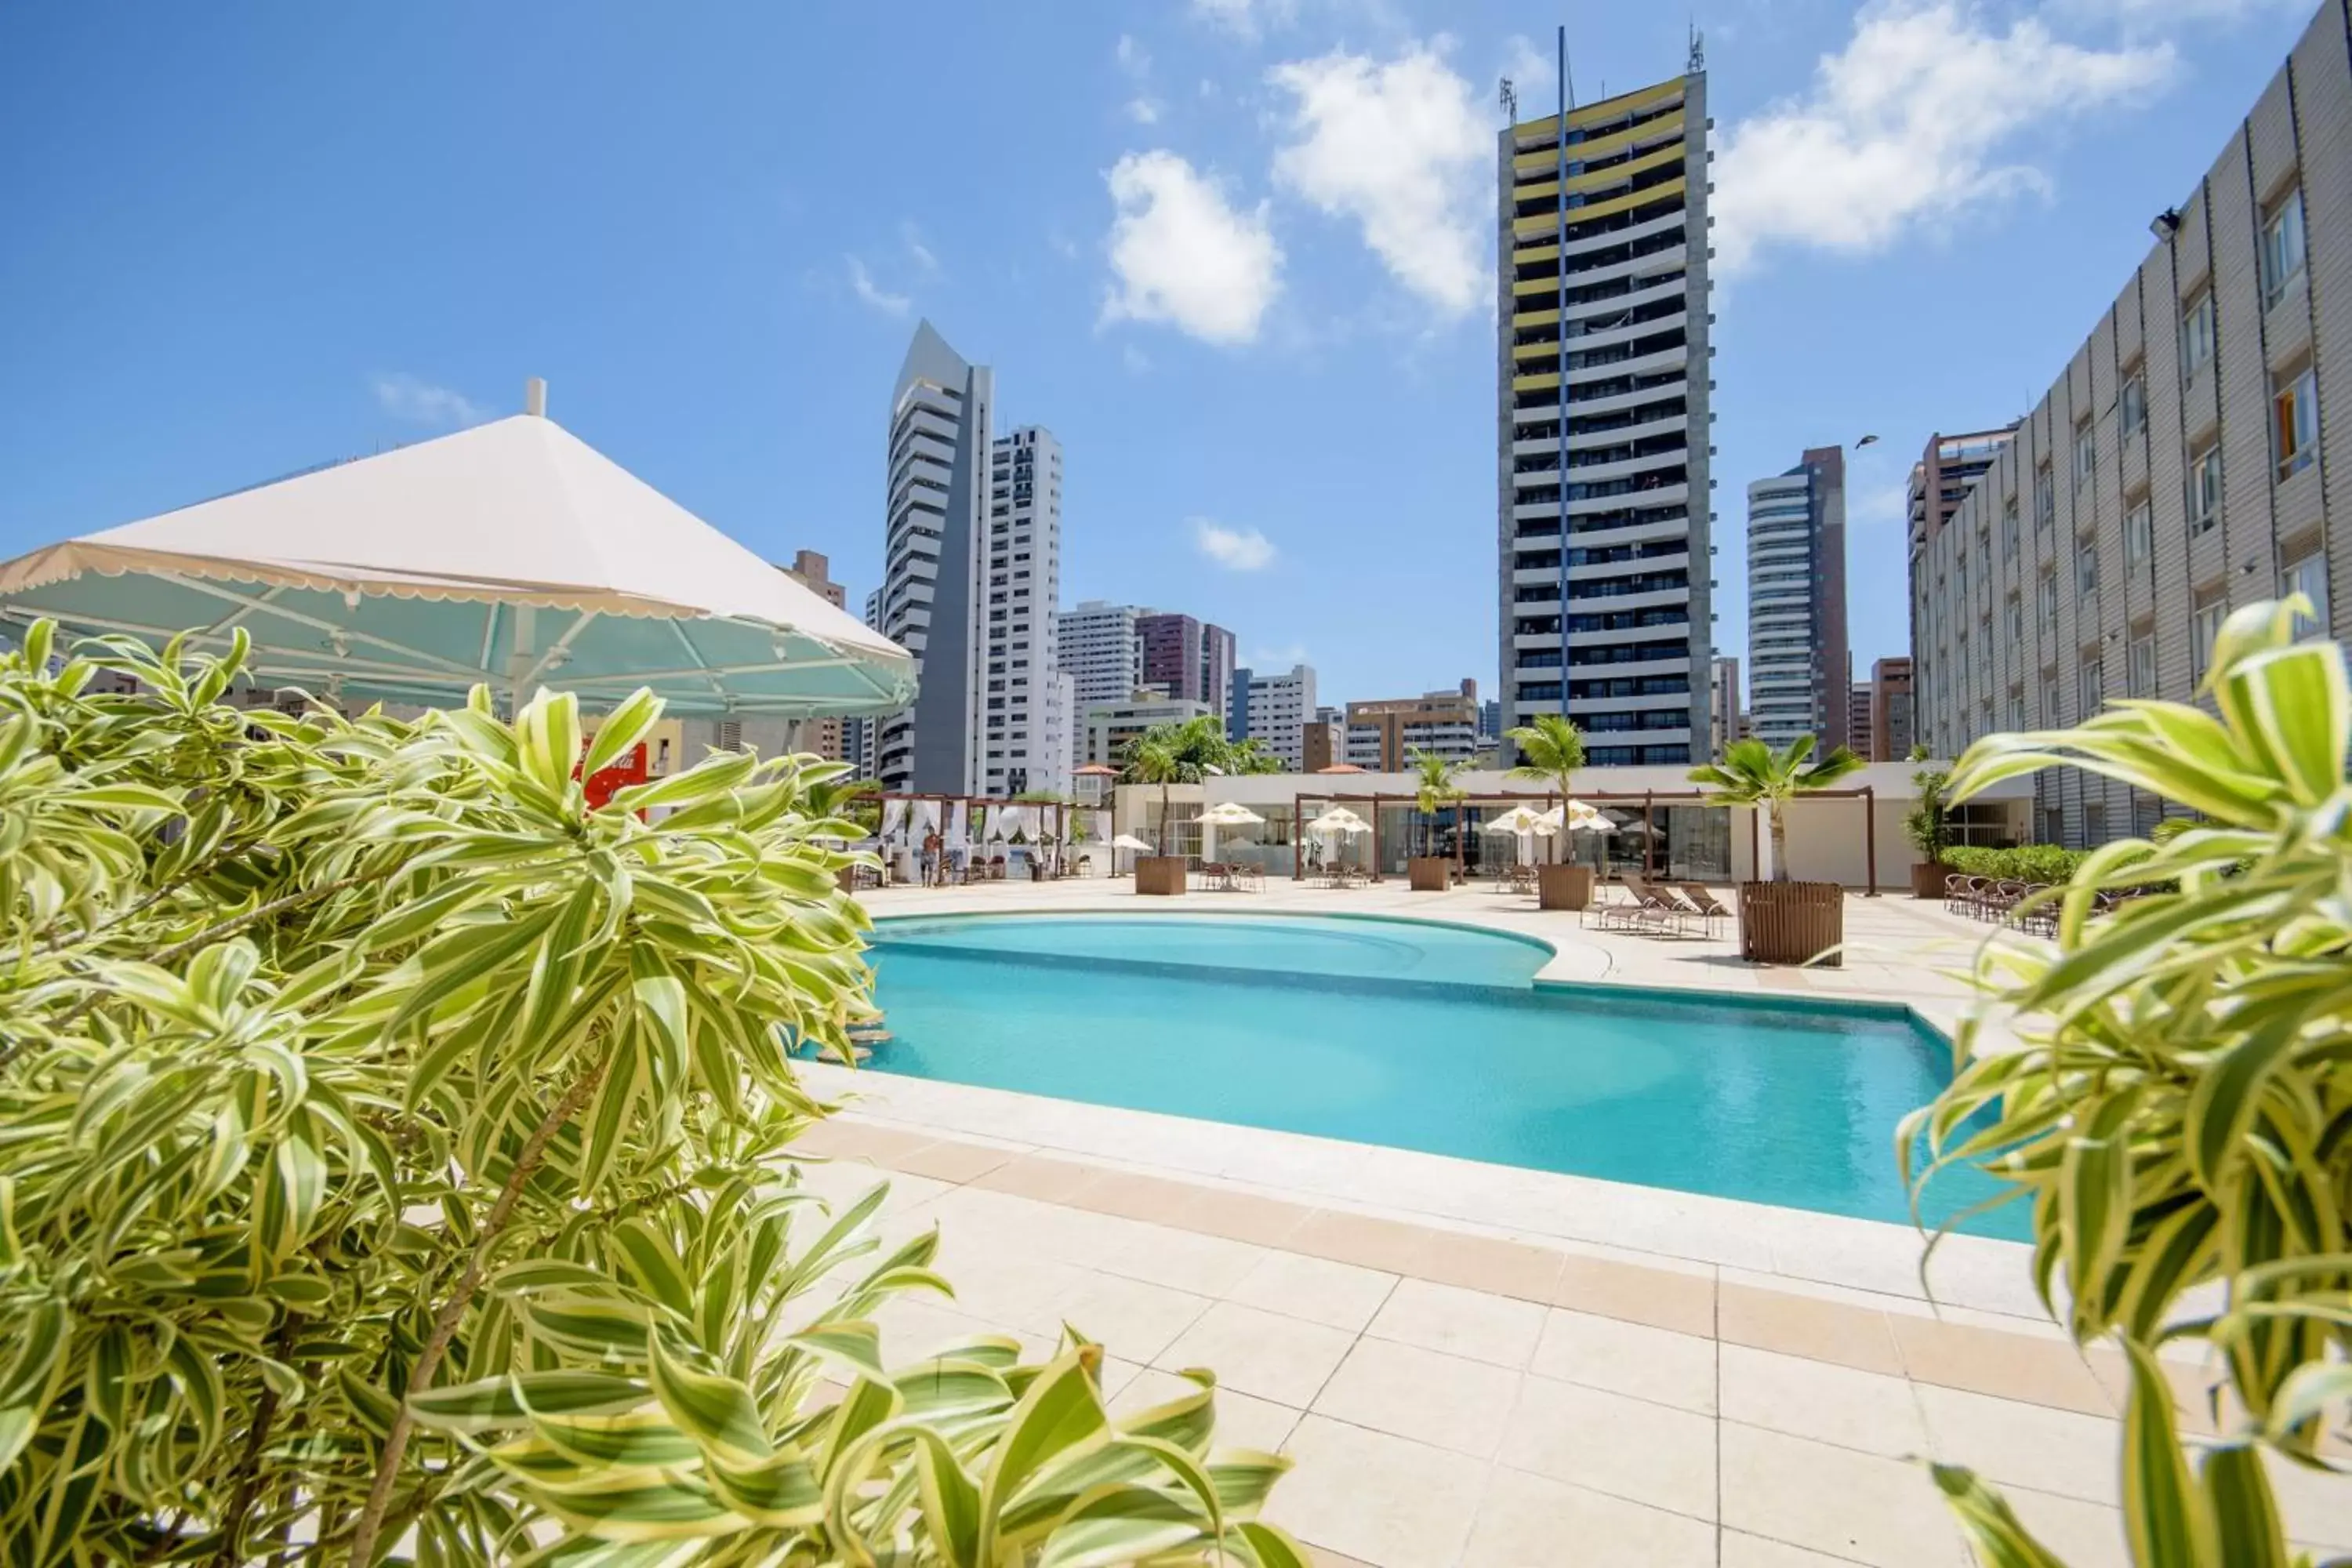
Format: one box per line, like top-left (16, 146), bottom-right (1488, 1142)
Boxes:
top-left (1688, 735), bottom-right (1866, 882)
top-left (1410, 748), bottom-right (1467, 869)
top-left (1120, 713), bottom-right (1229, 855)
top-left (1504, 714), bottom-right (1585, 864)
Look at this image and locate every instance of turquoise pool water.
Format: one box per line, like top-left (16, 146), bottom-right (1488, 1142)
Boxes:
top-left (864, 913), bottom-right (2024, 1238)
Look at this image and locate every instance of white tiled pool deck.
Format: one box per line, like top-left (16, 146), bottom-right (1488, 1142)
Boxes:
top-left (793, 877), bottom-right (2349, 1567)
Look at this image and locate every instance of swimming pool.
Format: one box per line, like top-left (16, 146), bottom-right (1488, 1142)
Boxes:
top-left (863, 913), bottom-right (2021, 1238)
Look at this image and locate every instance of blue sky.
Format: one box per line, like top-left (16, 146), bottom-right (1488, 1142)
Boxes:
top-left (0, 0), bottom-right (2321, 711)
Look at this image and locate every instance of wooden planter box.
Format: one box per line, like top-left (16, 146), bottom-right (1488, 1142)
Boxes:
top-left (1537, 863), bottom-right (1593, 911)
top-left (1911, 861), bottom-right (1949, 900)
top-left (1407, 856), bottom-right (1451, 892)
top-left (1134, 856), bottom-right (1188, 896)
top-left (1737, 881), bottom-right (1845, 967)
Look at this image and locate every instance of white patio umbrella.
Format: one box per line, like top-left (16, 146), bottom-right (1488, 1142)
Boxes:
top-left (1304, 806), bottom-right (1370, 872)
top-left (0, 403), bottom-right (916, 717)
top-left (1200, 801), bottom-right (1265, 826)
top-left (1109, 832), bottom-right (1154, 877)
top-left (1483, 804), bottom-right (1548, 866)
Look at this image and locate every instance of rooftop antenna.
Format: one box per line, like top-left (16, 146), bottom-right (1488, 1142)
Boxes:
top-left (1689, 21), bottom-right (1706, 74)
top-left (1498, 75), bottom-right (1517, 122)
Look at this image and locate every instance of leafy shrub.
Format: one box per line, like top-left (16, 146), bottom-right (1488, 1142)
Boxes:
top-left (1937, 843), bottom-right (2089, 884)
top-left (1906, 597), bottom-right (2350, 1565)
top-left (0, 626), bottom-right (1302, 1566)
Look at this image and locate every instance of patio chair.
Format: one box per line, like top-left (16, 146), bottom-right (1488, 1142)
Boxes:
top-left (1592, 877), bottom-right (1682, 936)
top-left (1675, 883), bottom-right (1732, 935)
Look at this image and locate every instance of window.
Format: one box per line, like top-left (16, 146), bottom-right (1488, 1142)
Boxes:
top-left (2193, 597), bottom-right (2227, 681)
top-left (2120, 374), bottom-right (2147, 438)
top-left (2133, 794), bottom-right (2162, 838)
top-left (2274, 367), bottom-right (2318, 480)
top-left (2263, 188), bottom-right (2307, 307)
top-left (2125, 502), bottom-right (2154, 566)
top-left (2009, 692), bottom-right (2027, 730)
top-left (2129, 633), bottom-right (2156, 696)
top-left (2006, 594), bottom-right (2024, 644)
top-left (2085, 800), bottom-right (2109, 844)
top-left (2074, 419), bottom-right (2096, 485)
top-left (2079, 659), bottom-right (2104, 716)
top-left (2001, 508), bottom-right (2019, 561)
top-left (2034, 464), bottom-right (2056, 528)
top-left (2282, 552), bottom-right (2329, 635)
top-left (2180, 291), bottom-right (2216, 379)
top-left (2042, 806), bottom-right (2066, 844)
top-left (2077, 540), bottom-right (2099, 597)
top-left (2038, 573), bottom-right (2059, 634)
top-left (2187, 445), bottom-right (2222, 535)
top-left (2044, 677), bottom-right (2063, 727)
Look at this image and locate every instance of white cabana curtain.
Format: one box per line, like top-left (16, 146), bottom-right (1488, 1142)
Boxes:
top-left (881, 800), bottom-right (907, 842)
top-left (946, 800), bottom-right (968, 849)
top-left (912, 800), bottom-right (941, 837)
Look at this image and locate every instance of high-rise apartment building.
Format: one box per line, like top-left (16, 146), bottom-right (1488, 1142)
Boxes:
top-left (879, 322), bottom-right (989, 794)
top-left (982, 426), bottom-right (1066, 797)
top-left (1082, 691), bottom-right (1217, 768)
top-left (1869, 656), bottom-right (1914, 761)
top-left (1847, 683), bottom-right (1873, 759)
top-left (1911, 0), bottom-right (2349, 845)
top-left (1346, 681), bottom-right (1481, 770)
top-left (1055, 600), bottom-right (1144, 756)
top-left (1134, 611), bottom-right (1235, 704)
top-left (1708, 655), bottom-right (1740, 758)
top-left (1745, 446), bottom-right (1849, 750)
top-left (1906, 428), bottom-right (2018, 685)
top-left (1496, 68), bottom-right (1713, 768)
top-left (1236, 664), bottom-right (1317, 768)
top-left (877, 323), bottom-right (1066, 798)
top-left (1303, 707), bottom-right (1344, 772)
top-left (781, 550), bottom-right (848, 761)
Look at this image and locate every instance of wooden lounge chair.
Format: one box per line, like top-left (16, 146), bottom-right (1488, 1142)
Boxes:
top-left (1675, 883), bottom-right (1732, 934)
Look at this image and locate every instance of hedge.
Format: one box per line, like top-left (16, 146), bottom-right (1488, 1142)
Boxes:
top-left (1938, 843), bottom-right (2089, 883)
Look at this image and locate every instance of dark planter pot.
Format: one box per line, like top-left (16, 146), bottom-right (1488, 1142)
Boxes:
top-left (1407, 856), bottom-right (1451, 892)
top-left (835, 866), bottom-right (858, 894)
top-left (1537, 862), bottom-right (1594, 911)
top-left (1737, 881), bottom-right (1845, 967)
top-left (1911, 860), bottom-right (1949, 900)
top-left (1134, 856), bottom-right (1188, 896)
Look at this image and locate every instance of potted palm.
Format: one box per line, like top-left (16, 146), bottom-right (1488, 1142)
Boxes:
top-left (1688, 734), bottom-right (1865, 964)
top-left (1407, 749), bottom-right (1465, 892)
top-left (1505, 713), bottom-right (1592, 910)
top-left (1901, 744), bottom-right (1953, 899)
top-left (1120, 727), bottom-right (1192, 895)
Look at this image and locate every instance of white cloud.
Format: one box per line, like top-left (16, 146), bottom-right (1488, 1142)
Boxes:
top-left (1127, 96), bottom-right (1163, 124)
top-left (371, 373), bottom-right (488, 428)
top-left (1193, 517), bottom-right (1277, 570)
top-left (1269, 41), bottom-right (1490, 318)
top-left (1102, 151), bottom-right (1282, 345)
top-left (1501, 34), bottom-right (1554, 100)
top-left (1116, 33), bottom-right (1149, 73)
top-left (847, 256), bottom-right (910, 316)
top-left (1713, 2), bottom-right (2175, 275)
top-left (899, 221), bottom-right (940, 276)
top-left (1122, 343), bottom-right (1152, 375)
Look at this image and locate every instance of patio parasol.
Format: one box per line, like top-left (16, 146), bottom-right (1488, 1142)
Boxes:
top-left (0, 403), bottom-right (916, 717)
top-left (1109, 831), bottom-right (1155, 877)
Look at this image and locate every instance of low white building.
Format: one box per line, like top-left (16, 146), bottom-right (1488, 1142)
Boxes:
top-left (1109, 760), bottom-right (2032, 887)
top-left (1082, 691), bottom-right (1215, 768)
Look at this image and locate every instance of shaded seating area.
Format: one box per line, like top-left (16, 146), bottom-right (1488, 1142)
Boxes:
top-left (1944, 873), bottom-right (2063, 936)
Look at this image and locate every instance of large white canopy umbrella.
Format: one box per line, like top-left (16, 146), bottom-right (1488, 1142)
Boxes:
top-left (0, 408), bottom-right (916, 717)
top-left (1200, 800), bottom-right (1265, 826)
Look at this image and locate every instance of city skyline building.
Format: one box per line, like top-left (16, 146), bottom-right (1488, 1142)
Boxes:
top-left (780, 549), bottom-right (848, 761)
top-left (1744, 445), bottom-right (1849, 751)
top-left (1708, 654), bottom-right (1740, 759)
top-left (982, 424), bottom-right (1066, 797)
top-left (1236, 663), bottom-right (1318, 769)
top-left (1496, 64), bottom-right (1714, 768)
top-left (1869, 655), bottom-right (1914, 761)
top-left (1911, 0), bottom-right (2349, 844)
top-left (878, 321), bottom-right (989, 794)
top-left (1345, 680), bottom-right (1482, 769)
top-left (1054, 599), bottom-right (1144, 766)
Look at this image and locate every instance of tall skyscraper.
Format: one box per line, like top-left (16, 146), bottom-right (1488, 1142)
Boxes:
top-left (1911, 1), bottom-right (2350, 844)
top-left (877, 324), bottom-right (1068, 797)
top-left (879, 321), bottom-right (989, 794)
top-left (982, 426), bottom-right (1066, 797)
top-left (1132, 612), bottom-right (1233, 703)
top-left (1198, 622), bottom-right (1236, 718)
top-left (1496, 65), bottom-right (1713, 768)
top-left (1744, 446), bottom-right (1849, 751)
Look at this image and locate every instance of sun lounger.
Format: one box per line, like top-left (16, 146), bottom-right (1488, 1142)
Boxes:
top-left (1675, 883), bottom-right (1731, 934)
